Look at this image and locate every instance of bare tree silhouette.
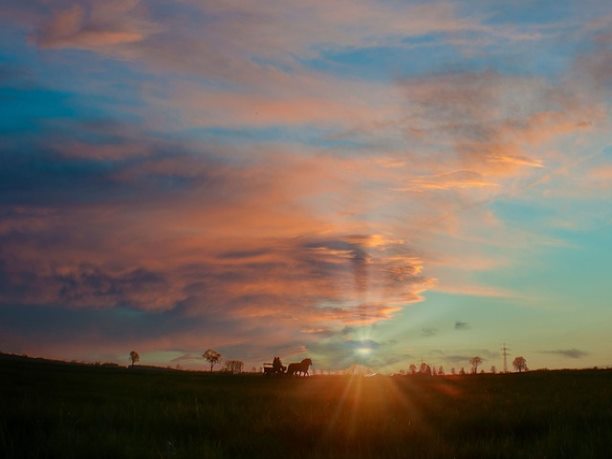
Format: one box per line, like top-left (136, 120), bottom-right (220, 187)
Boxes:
top-left (129, 350), bottom-right (139, 368)
top-left (409, 364), bottom-right (417, 375)
top-left (490, 365), bottom-right (496, 374)
top-left (438, 366), bottom-right (444, 375)
top-left (513, 356), bottom-right (527, 373)
top-left (459, 367), bottom-right (465, 375)
top-left (203, 349), bottom-right (221, 372)
top-left (470, 356), bottom-right (483, 374)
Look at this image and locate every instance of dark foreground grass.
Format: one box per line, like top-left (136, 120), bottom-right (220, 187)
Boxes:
top-left (1, 357), bottom-right (611, 459)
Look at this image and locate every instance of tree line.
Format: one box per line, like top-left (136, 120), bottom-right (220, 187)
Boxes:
top-left (402, 355), bottom-right (528, 376)
top-left (129, 348), bottom-right (244, 373)
top-left (128, 349), bottom-right (529, 375)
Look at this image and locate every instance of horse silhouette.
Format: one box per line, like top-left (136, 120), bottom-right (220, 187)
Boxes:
top-left (286, 358), bottom-right (312, 376)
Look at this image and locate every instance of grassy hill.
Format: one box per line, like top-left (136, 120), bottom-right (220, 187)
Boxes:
top-left (1, 354), bottom-right (611, 458)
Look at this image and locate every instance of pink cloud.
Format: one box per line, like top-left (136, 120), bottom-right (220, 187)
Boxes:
top-left (1, 1), bottom-right (610, 368)
top-left (0, 148), bottom-right (435, 335)
top-left (590, 165), bottom-right (612, 181)
top-left (34, 1), bottom-right (158, 49)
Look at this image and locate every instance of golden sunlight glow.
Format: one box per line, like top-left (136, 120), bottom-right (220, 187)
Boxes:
top-left (356, 347), bottom-right (372, 356)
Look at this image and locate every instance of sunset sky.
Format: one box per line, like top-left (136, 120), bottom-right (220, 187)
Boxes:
top-left (1, 1), bottom-right (610, 372)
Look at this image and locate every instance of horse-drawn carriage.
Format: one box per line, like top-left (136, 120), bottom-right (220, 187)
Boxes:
top-left (263, 356), bottom-right (286, 375)
top-left (263, 357), bottom-right (312, 376)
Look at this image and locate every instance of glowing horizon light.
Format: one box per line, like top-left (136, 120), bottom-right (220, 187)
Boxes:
top-left (356, 347), bottom-right (372, 356)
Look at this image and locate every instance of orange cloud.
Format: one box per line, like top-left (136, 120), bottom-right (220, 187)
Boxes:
top-left (0, 146), bottom-right (437, 340)
top-left (398, 170), bottom-right (498, 192)
top-left (1, 0), bottom-right (610, 367)
top-left (590, 165), bottom-right (612, 182)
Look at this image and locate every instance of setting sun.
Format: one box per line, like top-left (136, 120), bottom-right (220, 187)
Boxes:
top-left (356, 347), bottom-right (373, 356)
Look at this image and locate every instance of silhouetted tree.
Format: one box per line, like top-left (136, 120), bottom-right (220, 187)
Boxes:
top-left (409, 364), bottom-right (417, 375)
top-left (470, 356), bottom-right (483, 374)
top-left (438, 366), bottom-right (444, 375)
top-left (459, 367), bottom-right (465, 375)
top-left (513, 356), bottom-right (527, 373)
top-left (419, 362), bottom-right (431, 375)
top-left (451, 367), bottom-right (456, 375)
top-left (490, 365), bottom-right (496, 374)
top-left (129, 350), bottom-right (139, 368)
top-left (203, 349), bottom-right (221, 372)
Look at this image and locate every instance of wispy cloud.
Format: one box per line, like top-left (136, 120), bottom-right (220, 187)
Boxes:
top-left (34, 1), bottom-right (159, 49)
top-left (541, 349), bottom-right (589, 359)
top-left (0, 0), bottom-right (610, 369)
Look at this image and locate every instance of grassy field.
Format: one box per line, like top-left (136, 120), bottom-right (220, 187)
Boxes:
top-left (1, 356), bottom-right (611, 459)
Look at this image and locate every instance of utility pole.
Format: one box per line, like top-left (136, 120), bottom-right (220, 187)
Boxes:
top-left (501, 343), bottom-right (509, 373)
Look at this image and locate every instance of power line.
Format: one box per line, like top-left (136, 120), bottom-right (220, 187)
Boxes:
top-left (501, 343), bottom-right (510, 373)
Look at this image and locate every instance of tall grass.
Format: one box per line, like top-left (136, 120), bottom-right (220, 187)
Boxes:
top-left (1, 357), bottom-right (611, 458)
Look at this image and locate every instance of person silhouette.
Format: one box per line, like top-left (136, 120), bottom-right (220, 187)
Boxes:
top-left (272, 356), bottom-right (286, 374)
